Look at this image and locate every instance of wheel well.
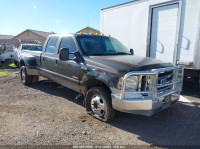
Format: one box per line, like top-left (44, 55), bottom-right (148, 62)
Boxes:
top-left (20, 60), bottom-right (25, 66)
top-left (85, 79), bottom-right (111, 93)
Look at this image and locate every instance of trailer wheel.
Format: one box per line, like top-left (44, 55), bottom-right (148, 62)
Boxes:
top-left (20, 66), bottom-right (33, 85)
top-left (86, 86), bottom-right (116, 122)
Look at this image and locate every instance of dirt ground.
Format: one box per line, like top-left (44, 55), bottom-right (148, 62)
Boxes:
top-left (0, 69), bottom-right (200, 147)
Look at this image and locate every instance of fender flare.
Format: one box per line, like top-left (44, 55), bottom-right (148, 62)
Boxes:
top-left (20, 55), bottom-right (38, 75)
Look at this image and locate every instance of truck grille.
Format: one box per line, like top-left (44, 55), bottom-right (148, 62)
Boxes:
top-left (157, 70), bottom-right (174, 95)
top-left (121, 66), bottom-right (183, 99)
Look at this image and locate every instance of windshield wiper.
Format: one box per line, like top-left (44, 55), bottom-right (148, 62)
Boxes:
top-left (115, 52), bottom-right (131, 55)
top-left (90, 53), bottom-right (108, 56)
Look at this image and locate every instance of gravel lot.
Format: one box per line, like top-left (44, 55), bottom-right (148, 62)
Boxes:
top-left (0, 69), bottom-right (200, 147)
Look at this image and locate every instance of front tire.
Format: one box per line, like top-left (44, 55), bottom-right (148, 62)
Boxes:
top-left (20, 66), bottom-right (33, 85)
top-left (86, 86), bottom-right (116, 122)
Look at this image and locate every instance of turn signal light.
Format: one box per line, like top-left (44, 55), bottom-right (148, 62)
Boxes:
top-left (96, 33), bottom-right (100, 35)
top-left (186, 66), bottom-right (191, 68)
top-left (118, 77), bottom-right (123, 90)
top-left (102, 33), bottom-right (104, 36)
top-left (90, 32), bottom-right (94, 35)
top-left (108, 35), bottom-right (111, 37)
top-left (80, 32), bottom-right (83, 35)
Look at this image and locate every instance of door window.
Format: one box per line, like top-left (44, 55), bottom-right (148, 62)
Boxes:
top-left (45, 37), bottom-right (59, 53)
top-left (59, 37), bottom-right (77, 53)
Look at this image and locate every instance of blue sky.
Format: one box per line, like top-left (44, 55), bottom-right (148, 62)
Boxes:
top-left (0, 0), bottom-right (130, 36)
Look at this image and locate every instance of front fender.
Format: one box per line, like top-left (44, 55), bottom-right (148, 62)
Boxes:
top-left (80, 68), bottom-right (120, 93)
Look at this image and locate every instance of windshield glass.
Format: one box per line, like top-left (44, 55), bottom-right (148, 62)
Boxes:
top-left (22, 45), bottom-right (43, 51)
top-left (77, 36), bottom-right (130, 56)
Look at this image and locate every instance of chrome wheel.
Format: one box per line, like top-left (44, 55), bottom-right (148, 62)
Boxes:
top-left (91, 94), bottom-right (105, 118)
top-left (86, 86), bottom-right (116, 122)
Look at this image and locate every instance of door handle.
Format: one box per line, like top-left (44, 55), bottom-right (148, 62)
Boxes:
top-left (43, 57), bottom-right (45, 61)
top-left (56, 59), bottom-right (58, 64)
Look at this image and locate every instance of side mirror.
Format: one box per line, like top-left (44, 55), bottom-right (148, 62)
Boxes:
top-left (59, 48), bottom-right (77, 61)
top-left (59, 48), bottom-right (69, 61)
top-left (130, 49), bottom-right (134, 55)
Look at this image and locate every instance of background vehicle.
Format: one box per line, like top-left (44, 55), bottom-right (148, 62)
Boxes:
top-left (101, 0), bottom-right (200, 84)
top-left (14, 43), bottom-right (43, 67)
top-left (19, 33), bottom-right (184, 122)
top-left (0, 43), bottom-right (15, 63)
top-left (13, 48), bottom-right (19, 66)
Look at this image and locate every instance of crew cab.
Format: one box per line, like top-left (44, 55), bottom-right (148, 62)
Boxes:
top-left (19, 33), bottom-right (184, 122)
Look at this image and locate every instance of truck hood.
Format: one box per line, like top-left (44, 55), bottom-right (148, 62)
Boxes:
top-left (85, 55), bottom-right (173, 75)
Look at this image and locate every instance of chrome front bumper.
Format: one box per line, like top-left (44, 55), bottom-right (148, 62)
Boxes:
top-left (111, 90), bottom-right (180, 116)
top-left (111, 65), bottom-right (184, 116)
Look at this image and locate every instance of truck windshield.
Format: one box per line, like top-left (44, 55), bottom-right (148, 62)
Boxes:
top-left (77, 36), bottom-right (130, 56)
top-left (22, 45), bottom-right (43, 51)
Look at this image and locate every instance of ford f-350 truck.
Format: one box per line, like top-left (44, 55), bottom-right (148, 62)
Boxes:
top-left (19, 33), bottom-right (184, 122)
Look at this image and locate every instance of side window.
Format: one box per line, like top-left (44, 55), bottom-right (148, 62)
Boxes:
top-left (59, 37), bottom-right (77, 53)
top-left (105, 40), bottom-right (115, 52)
top-left (45, 37), bottom-right (59, 53)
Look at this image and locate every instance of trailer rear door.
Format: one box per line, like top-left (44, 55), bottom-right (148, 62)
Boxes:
top-left (150, 4), bottom-right (179, 63)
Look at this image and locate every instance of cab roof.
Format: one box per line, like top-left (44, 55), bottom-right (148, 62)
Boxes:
top-left (48, 33), bottom-right (111, 38)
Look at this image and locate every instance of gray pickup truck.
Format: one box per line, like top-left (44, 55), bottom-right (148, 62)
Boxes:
top-left (19, 33), bottom-right (184, 122)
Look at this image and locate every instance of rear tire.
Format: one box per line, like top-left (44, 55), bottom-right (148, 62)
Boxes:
top-left (86, 86), bottom-right (116, 122)
top-left (20, 66), bottom-right (33, 85)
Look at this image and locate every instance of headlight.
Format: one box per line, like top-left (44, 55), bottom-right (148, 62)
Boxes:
top-left (125, 76), bottom-right (138, 92)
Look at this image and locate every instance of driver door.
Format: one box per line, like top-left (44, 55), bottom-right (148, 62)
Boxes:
top-left (55, 36), bottom-right (81, 92)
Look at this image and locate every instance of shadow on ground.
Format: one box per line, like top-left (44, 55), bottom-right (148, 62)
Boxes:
top-left (0, 61), bottom-right (17, 70)
top-left (30, 78), bottom-right (200, 146)
top-left (31, 80), bottom-right (83, 106)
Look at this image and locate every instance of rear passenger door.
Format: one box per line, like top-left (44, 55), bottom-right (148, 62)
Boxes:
top-left (55, 36), bottom-right (81, 92)
top-left (41, 36), bottom-right (59, 73)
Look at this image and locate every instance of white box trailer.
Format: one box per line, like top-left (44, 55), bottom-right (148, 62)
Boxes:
top-left (101, 0), bottom-right (200, 83)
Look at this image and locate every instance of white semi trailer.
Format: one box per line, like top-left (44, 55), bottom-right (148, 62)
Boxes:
top-left (101, 0), bottom-right (200, 84)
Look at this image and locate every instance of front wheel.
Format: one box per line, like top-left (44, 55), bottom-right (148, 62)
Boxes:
top-left (20, 66), bottom-right (33, 85)
top-left (86, 86), bottom-right (116, 122)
